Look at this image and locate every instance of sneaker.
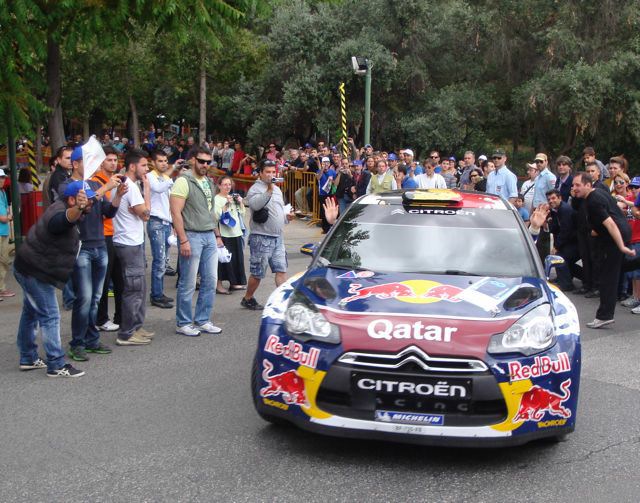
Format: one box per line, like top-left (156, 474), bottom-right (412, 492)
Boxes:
top-left (164, 266), bottom-right (177, 277)
top-left (621, 297), bottom-right (640, 308)
top-left (20, 358), bottom-right (47, 371)
top-left (0, 289), bottom-right (16, 297)
top-left (151, 298), bottom-right (173, 309)
top-left (586, 318), bottom-right (615, 329)
top-left (115, 333), bottom-right (151, 345)
top-left (584, 290), bottom-right (600, 299)
top-left (97, 321), bottom-right (119, 332)
top-left (135, 327), bottom-right (155, 339)
top-left (108, 289), bottom-right (114, 297)
top-left (241, 297), bottom-right (264, 310)
top-left (47, 364), bottom-right (85, 378)
top-left (68, 346), bottom-right (90, 362)
top-left (176, 324), bottom-right (201, 337)
top-left (632, 305), bottom-right (640, 315)
top-left (85, 343), bottom-right (112, 354)
top-left (196, 322), bottom-right (222, 334)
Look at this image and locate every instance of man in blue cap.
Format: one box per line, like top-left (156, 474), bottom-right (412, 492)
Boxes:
top-left (14, 181), bottom-right (93, 377)
top-left (60, 148), bottom-right (127, 361)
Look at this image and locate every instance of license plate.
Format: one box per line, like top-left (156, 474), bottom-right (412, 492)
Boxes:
top-left (352, 373), bottom-right (472, 400)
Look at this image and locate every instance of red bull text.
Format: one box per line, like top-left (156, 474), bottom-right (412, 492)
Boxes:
top-left (509, 352), bottom-right (571, 381)
top-left (264, 334), bottom-right (320, 369)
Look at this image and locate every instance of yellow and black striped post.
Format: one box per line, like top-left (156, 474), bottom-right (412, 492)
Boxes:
top-left (339, 82), bottom-right (348, 158)
top-left (26, 139), bottom-right (40, 188)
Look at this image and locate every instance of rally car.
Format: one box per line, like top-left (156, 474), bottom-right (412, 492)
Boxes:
top-left (251, 189), bottom-right (581, 447)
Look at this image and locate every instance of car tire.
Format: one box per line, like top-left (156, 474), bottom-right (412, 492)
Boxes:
top-left (251, 357), bottom-right (291, 427)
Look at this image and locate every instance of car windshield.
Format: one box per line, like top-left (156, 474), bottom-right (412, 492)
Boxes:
top-left (318, 203), bottom-right (537, 277)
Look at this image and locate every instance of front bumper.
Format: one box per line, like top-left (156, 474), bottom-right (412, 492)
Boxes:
top-left (254, 321), bottom-right (581, 447)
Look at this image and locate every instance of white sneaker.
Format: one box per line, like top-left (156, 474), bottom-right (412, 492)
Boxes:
top-left (621, 297), bottom-right (640, 308)
top-left (97, 321), bottom-right (119, 332)
top-left (586, 318), bottom-right (615, 329)
top-left (176, 324), bottom-right (201, 337)
top-left (196, 322), bottom-right (222, 334)
top-left (632, 305), bottom-right (640, 315)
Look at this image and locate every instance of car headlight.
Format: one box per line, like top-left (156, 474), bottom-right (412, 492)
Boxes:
top-left (285, 292), bottom-right (341, 344)
top-left (488, 304), bottom-right (556, 356)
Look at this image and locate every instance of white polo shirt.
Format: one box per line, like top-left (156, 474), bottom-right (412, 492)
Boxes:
top-left (113, 178), bottom-right (145, 246)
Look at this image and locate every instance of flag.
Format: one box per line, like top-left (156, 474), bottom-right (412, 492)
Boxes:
top-left (82, 135), bottom-right (106, 181)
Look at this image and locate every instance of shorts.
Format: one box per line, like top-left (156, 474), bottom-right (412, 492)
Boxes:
top-left (249, 234), bottom-right (287, 279)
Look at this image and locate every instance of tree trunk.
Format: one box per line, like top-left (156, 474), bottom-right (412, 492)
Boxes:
top-left (199, 52), bottom-right (207, 145)
top-left (82, 117), bottom-right (90, 140)
top-left (35, 124), bottom-right (43, 172)
top-left (129, 95), bottom-right (140, 148)
top-left (46, 34), bottom-right (66, 150)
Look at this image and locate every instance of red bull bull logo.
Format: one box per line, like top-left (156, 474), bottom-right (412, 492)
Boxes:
top-left (342, 280), bottom-right (464, 304)
top-left (260, 359), bottom-right (308, 406)
top-left (514, 378), bottom-right (572, 422)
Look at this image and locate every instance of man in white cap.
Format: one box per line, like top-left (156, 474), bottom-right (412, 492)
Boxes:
top-left (0, 166), bottom-right (14, 298)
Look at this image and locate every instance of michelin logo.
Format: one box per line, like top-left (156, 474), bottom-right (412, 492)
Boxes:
top-left (375, 410), bottom-right (444, 426)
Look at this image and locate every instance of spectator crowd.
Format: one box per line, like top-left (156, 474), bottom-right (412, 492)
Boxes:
top-left (2, 133), bottom-right (638, 377)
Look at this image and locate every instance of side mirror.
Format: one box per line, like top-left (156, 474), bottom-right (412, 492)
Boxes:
top-left (544, 254), bottom-right (565, 281)
top-left (300, 242), bottom-right (318, 257)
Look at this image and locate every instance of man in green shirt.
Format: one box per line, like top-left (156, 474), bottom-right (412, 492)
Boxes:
top-left (170, 146), bottom-right (223, 337)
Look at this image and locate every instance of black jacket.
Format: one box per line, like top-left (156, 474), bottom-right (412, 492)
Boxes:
top-left (549, 201), bottom-right (577, 250)
top-left (14, 200), bottom-right (80, 289)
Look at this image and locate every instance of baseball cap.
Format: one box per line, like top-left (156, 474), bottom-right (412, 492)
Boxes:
top-left (404, 149), bottom-right (414, 157)
top-left (352, 160), bottom-right (363, 166)
top-left (0, 165), bottom-right (7, 177)
top-left (364, 144), bottom-right (372, 149)
top-left (321, 156), bottom-right (330, 163)
top-left (478, 154), bottom-right (487, 161)
top-left (492, 148), bottom-right (506, 157)
top-left (448, 156), bottom-right (456, 162)
top-left (534, 153), bottom-right (548, 162)
top-left (114, 136), bottom-right (120, 141)
top-left (70, 146), bottom-right (83, 162)
top-left (388, 153), bottom-right (398, 161)
top-left (304, 143), bottom-right (312, 148)
top-left (630, 176), bottom-right (640, 188)
top-left (63, 180), bottom-right (96, 199)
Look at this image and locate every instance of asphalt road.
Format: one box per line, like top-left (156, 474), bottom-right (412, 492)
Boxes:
top-left (1, 220), bottom-right (639, 502)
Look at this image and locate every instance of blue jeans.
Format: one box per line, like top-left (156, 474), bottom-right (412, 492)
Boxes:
top-left (147, 218), bottom-right (172, 299)
top-left (71, 246), bottom-right (108, 349)
top-left (339, 195), bottom-right (352, 215)
top-left (176, 231), bottom-right (218, 327)
top-left (62, 278), bottom-right (75, 309)
top-left (14, 268), bottom-right (66, 371)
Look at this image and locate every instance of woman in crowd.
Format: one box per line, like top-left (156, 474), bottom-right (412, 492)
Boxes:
top-left (612, 172), bottom-right (633, 213)
top-left (469, 168), bottom-right (486, 192)
top-left (365, 156), bottom-right (377, 175)
top-left (520, 164), bottom-right (538, 214)
top-left (214, 176), bottom-right (247, 294)
top-left (18, 168), bottom-right (34, 194)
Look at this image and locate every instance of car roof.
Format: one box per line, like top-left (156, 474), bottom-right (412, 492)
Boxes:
top-left (357, 189), bottom-right (511, 210)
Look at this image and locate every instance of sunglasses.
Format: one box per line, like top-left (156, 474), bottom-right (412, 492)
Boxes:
top-left (195, 158), bottom-right (211, 165)
top-left (535, 160), bottom-right (544, 164)
top-left (430, 155), bottom-right (439, 159)
top-left (614, 180), bottom-right (626, 185)
top-left (491, 156), bottom-right (502, 160)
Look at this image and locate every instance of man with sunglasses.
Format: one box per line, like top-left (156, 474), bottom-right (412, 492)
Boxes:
top-left (170, 147), bottom-right (223, 337)
top-left (486, 149), bottom-right (518, 203)
top-left (531, 153), bottom-right (556, 209)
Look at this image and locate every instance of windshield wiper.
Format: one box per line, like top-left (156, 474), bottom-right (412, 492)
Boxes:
top-left (444, 269), bottom-right (483, 276)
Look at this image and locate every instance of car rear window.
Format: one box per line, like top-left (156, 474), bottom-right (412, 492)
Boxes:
top-left (319, 203), bottom-right (537, 277)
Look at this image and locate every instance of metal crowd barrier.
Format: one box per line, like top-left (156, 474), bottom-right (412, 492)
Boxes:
top-left (283, 170), bottom-right (320, 225)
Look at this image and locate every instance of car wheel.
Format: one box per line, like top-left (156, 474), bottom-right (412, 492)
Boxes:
top-left (251, 357), bottom-right (291, 427)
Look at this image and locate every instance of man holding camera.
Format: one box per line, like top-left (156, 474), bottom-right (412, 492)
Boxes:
top-left (242, 160), bottom-right (294, 310)
top-left (147, 150), bottom-right (175, 309)
top-left (170, 146), bottom-right (223, 336)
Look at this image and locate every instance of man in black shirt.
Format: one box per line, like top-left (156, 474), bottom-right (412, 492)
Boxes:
top-left (572, 172), bottom-right (635, 328)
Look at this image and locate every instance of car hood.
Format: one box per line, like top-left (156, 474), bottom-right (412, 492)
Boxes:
top-left (296, 267), bottom-right (549, 360)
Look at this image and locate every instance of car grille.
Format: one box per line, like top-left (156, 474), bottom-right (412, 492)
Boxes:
top-left (337, 345), bottom-right (488, 373)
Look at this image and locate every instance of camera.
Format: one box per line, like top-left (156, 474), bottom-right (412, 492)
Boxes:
top-left (117, 175), bottom-right (127, 183)
top-left (231, 192), bottom-right (241, 202)
top-left (272, 177), bottom-right (284, 183)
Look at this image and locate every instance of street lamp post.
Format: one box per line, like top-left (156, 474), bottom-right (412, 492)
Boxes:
top-left (351, 56), bottom-right (372, 147)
